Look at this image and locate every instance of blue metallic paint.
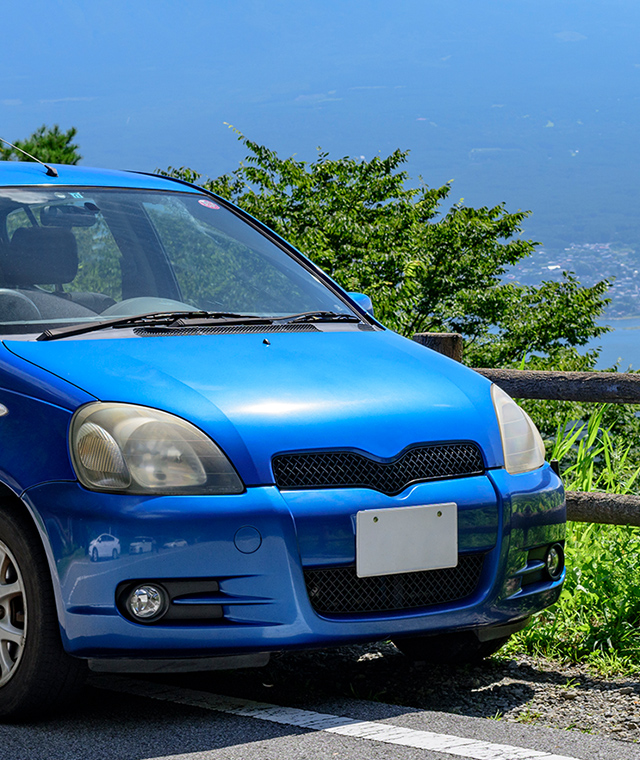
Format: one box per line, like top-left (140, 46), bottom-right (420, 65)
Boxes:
top-left (0, 163), bottom-right (565, 666)
top-left (6, 330), bottom-right (506, 485)
top-left (24, 467), bottom-right (562, 658)
top-left (0, 162), bottom-right (201, 193)
top-left (0, 345), bottom-right (94, 493)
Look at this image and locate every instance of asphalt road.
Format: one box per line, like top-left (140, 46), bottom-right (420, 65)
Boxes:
top-left (0, 668), bottom-right (636, 760)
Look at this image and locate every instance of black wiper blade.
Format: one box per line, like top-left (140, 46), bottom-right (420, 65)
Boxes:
top-left (36, 311), bottom-right (272, 342)
top-left (279, 311), bottom-right (362, 324)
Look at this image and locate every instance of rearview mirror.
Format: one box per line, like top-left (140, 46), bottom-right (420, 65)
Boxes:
top-left (40, 203), bottom-right (99, 228)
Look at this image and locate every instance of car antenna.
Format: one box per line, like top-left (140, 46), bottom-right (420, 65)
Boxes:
top-left (0, 137), bottom-right (59, 177)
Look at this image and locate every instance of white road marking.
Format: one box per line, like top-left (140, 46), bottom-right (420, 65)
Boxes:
top-left (92, 675), bottom-right (580, 760)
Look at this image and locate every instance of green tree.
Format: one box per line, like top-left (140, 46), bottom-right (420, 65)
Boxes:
top-left (0, 124), bottom-right (81, 165)
top-left (163, 130), bottom-right (609, 369)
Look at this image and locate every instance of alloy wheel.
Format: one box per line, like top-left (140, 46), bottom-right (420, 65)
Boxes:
top-left (0, 540), bottom-right (26, 687)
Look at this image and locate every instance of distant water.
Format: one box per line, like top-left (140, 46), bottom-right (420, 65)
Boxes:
top-left (589, 317), bottom-right (640, 371)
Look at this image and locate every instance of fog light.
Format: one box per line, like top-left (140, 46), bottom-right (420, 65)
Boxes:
top-left (127, 584), bottom-right (168, 621)
top-left (545, 543), bottom-right (564, 581)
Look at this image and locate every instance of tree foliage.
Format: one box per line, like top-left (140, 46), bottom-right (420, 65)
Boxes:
top-left (0, 124), bottom-right (81, 165)
top-left (164, 130), bottom-right (610, 368)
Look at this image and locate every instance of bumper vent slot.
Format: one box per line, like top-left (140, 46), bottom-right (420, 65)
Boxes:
top-left (273, 443), bottom-right (484, 495)
top-left (304, 554), bottom-right (485, 615)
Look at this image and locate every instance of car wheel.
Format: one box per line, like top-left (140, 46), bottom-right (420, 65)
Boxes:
top-left (393, 631), bottom-right (511, 665)
top-left (0, 508), bottom-right (86, 720)
top-left (112, 549), bottom-right (118, 560)
top-left (91, 548), bottom-right (98, 562)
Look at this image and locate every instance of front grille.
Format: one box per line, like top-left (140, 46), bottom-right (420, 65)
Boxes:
top-left (273, 443), bottom-right (484, 495)
top-left (305, 554), bottom-right (485, 615)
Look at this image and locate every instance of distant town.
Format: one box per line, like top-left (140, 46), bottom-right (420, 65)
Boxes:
top-left (510, 243), bottom-right (640, 318)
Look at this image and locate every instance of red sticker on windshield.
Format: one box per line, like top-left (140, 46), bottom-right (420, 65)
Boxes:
top-left (198, 199), bottom-right (220, 209)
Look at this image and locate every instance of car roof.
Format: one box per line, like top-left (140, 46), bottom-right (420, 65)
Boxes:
top-left (0, 161), bottom-right (200, 193)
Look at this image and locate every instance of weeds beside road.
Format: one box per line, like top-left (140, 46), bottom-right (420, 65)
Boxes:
top-left (510, 405), bottom-right (640, 675)
top-left (508, 521), bottom-right (640, 676)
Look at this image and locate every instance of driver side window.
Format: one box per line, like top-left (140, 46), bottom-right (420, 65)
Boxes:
top-left (6, 208), bottom-right (31, 241)
top-left (4, 204), bottom-right (123, 304)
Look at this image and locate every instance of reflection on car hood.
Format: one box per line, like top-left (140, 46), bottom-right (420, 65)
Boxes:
top-left (5, 330), bottom-right (503, 484)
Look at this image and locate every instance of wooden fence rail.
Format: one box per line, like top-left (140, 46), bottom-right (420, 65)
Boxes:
top-left (474, 368), bottom-right (640, 405)
top-left (413, 332), bottom-right (640, 526)
top-left (566, 492), bottom-right (640, 527)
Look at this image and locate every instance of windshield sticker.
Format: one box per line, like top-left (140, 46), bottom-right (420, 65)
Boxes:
top-left (198, 199), bottom-right (220, 210)
top-left (69, 192), bottom-right (84, 199)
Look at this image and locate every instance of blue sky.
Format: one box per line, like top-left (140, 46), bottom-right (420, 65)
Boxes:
top-left (2, 0), bottom-right (640, 247)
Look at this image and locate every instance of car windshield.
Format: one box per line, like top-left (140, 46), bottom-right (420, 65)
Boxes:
top-left (0, 187), bottom-right (356, 334)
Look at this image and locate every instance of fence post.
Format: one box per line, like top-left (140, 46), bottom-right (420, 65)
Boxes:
top-left (413, 333), bottom-right (464, 363)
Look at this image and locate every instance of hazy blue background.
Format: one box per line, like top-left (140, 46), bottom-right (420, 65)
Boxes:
top-left (2, 0), bottom-right (640, 362)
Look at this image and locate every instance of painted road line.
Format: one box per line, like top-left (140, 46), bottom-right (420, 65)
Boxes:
top-left (92, 675), bottom-right (579, 760)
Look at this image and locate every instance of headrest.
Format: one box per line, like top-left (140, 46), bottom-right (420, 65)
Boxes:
top-left (3, 227), bottom-right (79, 285)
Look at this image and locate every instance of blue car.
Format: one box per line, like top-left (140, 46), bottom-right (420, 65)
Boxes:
top-left (0, 160), bottom-right (565, 719)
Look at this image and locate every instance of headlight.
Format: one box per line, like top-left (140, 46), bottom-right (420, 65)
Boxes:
top-left (491, 384), bottom-right (545, 474)
top-left (70, 403), bottom-right (244, 494)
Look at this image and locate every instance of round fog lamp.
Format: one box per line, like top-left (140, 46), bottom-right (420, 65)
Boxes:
top-left (127, 584), bottom-right (168, 621)
top-left (545, 543), bottom-right (564, 581)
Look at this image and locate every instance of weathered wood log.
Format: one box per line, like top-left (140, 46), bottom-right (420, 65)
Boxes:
top-left (566, 491), bottom-right (640, 527)
top-left (412, 332), bottom-right (464, 362)
top-left (474, 368), bottom-right (640, 404)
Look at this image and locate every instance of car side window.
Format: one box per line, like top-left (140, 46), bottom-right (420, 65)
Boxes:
top-left (6, 208), bottom-right (31, 240)
top-left (68, 217), bottom-right (123, 301)
top-left (5, 203), bottom-right (123, 303)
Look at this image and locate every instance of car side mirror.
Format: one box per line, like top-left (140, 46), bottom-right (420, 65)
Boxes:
top-left (348, 292), bottom-right (374, 317)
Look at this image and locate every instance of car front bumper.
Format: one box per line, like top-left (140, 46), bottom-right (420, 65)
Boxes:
top-left (24, 465), bottom-right (565, 660)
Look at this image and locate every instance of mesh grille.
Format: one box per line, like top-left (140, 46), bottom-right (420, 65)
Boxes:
top-left (134, 324), bottom-right (319, 336)
top-left (305, 554), bottom-right (485, 614)
top-left (273, 444), bottom-right (484, 495)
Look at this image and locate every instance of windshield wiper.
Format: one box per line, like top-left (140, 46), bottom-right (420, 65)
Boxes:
top-left (279, 311), bottom-right (362, 324)
top-left (36, 309), bottom-right (363, 342)
top-left (36, 311), bottom-right (274, 342)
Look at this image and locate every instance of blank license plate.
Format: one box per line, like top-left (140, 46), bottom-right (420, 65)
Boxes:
top-left (356, 503), bottom-right (458, 578)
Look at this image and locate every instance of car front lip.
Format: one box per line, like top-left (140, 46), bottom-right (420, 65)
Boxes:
top-left (23, 465), bottom-right (564, 660)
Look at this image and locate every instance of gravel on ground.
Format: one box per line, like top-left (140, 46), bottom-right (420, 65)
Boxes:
top-left (174, 642), bottom-right (640, 747)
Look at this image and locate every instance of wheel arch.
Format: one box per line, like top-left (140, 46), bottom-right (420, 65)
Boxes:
top-left (0, 482), bottom-right (69, 645)
top-left (0, 481), bottom-right (86, 717)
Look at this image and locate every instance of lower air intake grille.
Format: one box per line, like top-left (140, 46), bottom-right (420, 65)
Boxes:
top-left (304, 554), bottom-right (485, 615)
top-left (273, 444), bottom-right (484, 496)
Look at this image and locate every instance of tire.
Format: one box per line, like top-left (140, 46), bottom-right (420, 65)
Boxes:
top-left (0, 507), bottom-right (86, 720)
top-left (92, 548), bottom-right (98, 562)
top-left (393, 631), bottom-right (511, 665)
top-left (112, 549), bottom-right (118, 560)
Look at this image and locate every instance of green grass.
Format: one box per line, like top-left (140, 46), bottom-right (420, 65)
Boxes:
top-left (504, 405), bottom-right (640, 675)
top-left (550, 404), bottom-right (640, 495)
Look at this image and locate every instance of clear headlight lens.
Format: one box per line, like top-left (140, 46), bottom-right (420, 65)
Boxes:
top-left (70, 403), bottom-right (244, 494)
top-left (491, 384), bottom-right (545, 474)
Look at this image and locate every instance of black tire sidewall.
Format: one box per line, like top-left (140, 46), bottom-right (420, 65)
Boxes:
top-left (0, 507), bottom-right (84, 719)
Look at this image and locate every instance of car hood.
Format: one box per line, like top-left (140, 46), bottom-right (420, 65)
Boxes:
top-left (5, 329), bottom-right (504, 484)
